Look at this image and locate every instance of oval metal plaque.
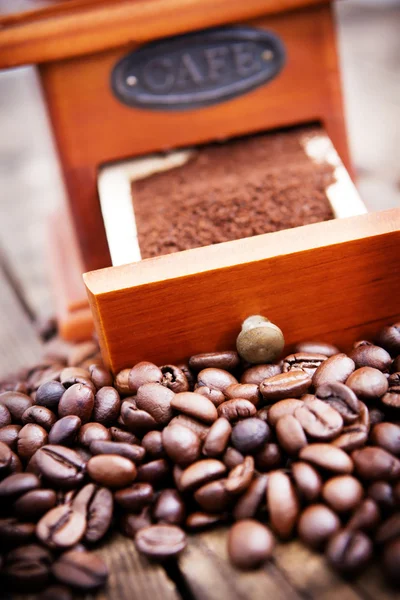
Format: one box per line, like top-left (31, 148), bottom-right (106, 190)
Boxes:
top-left (111, 26), bottom-right (286, 111)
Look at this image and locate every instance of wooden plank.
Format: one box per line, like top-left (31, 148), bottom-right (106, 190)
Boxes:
top-left (274, 540), bottom-right (364, 600)
top-left (179, 528), bottom-right (302, 600)
top-left (84, 208), bottom-right (400, 373)
top-left (0, 0), bottom-right (329, 68)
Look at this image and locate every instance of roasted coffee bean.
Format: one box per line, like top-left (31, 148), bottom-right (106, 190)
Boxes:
top-left (162, 424), bottom-right (201, 466)
top-left (225, 456), bottom-right (254, 495)
top-left (267, 471), bottom-right (299, 539)
top-left (368, 481), bottom-right (395, 511)
top-left (217, 399), bottom-right (257, 422)
top-left (369, 407), bottom-right (386, 427)
top-left (276, 415), bottom-right (307, 455)
top-left (0, 472), bottom-right (40, 499)
top-left (0, 439), bottom-right (12, 471)
top-left (291, 462), bottom-right (322, 502)
top-left (241, 363), bottom-right (281, 385)
top-left (186, 511), bottom-right (224, 530)
top-left (228, 519), bottom-right (275, 569)
top-left (0, 518), bottom-right (36, 545)
top-left (300, 443), bottom-right (353, 474)
top-left (135, 524), bottom-right (186, 559)
top-left (89, 364), bottom-right (113, 389)
top-left (231, 418), bottom-right (270, 454)
top-left (370, 422), bottom-right (400, 455)
top-left (0, 403), bottom-right (11, 427)
top-left (0, 391), bottom-right (33, 422)
top-left (0, 424), bottom-right (21, 450)
top-left (136, 459), bottom-right (170, 486)
top-left (136, 383), bottom-right (174, 425)
top-left (121, 399), bottom-right (158, 434)
top-left (225, 383), bottom-right (260, 405)
top-left (203, 418), bottom-right (232, 457)
top-left (36, 381), bottom-right (65, 410)
top-left (110, 426), bottom-right (139, 445)
top-left (197, 368), bottom-right (238, 393)
top-left (114, 368), bottom-right (131, 395)
top-left (115, 482), bottom-right (154, 511)
top-left (254, 443), bottom-right (283, 472)
top-left (14, 489), bottom-right (57, 520)
top-left (283, 352), bottom-right (327, 376)
top-left (194, 385), bottom-right (226, 407)
top-left (333, 424), bottom-right (368, 453)
top-left (78, 422), bottom-right (111, 447)
top-left (382, 537), bottom-right (400, 586)
top-left (72, 483), bottom-right (113, 543)
top-left (58, 384), bottom-right (94, 424)
top-left (375, 514), bottom-right (400, 545)
top-left (382, 387), bottom-right (400, 410)
top-left (268, 398), bottom-right (304, 427)
top-left (37, 584), bottom-right (73, 600)
top-left (93, 386), bottom-right (120, 425)
top-left (17, 423), bottom-right (48, 461)
top-left (312, 353), bottom-right (355, 387)
top-left (8, 450), bottom-right (22, 474)
top-left (326, 530), bottom-right (373, 574)
top-left (171, 391), bottom-right (217, 424)
top-left (389, 372), bottom-right (400, 386)
top-left (35, 445), bottom-right (86, 488)
top-left (176, 363), bottom-right (196, 390)
top-left (376, 323), bottom-right (400, 355)
top-left (169, 414), bottom-right (210, 440)
top-left (322, 475), bottom-right (363, 513)
top-left (141, 431), bottom-right (165, 459)
top-left (3, 544), bottom-right (53, 591)
top-left (223, 447), bottom-right (245, 470)
top-left (180, 459), bottom-right (226, 492)
top-left (48, 415), bottom-right (81, 446)
top-left (60, 366), bottom-right (90, 385)
top-left (120, 507), bottom-right (152, 537)
top-left (160, 365), bottom-right (189, 393)
top-left (350, 344), bottom-right (392, 372)
top-left (153, 489), bottom-right (185, 525)
top-left (87, 454), bottom-right (136, 488)
top-left (315, 382), bottom-right (360, 423)
top-left (128, 361), bottom-right (162, 393)
top-left (346, 367), bottom-right (388, 400)
top-left (194, 478), bottom-right (231, 512)
top-left (52, 550), bottom-right (108, 590)
top-left (298, 504), bottom-right (340, 549)
top-left (293, 340), bottom-right (339, 357)
top-left (352, 447), bottom-right (400, 480)
top-left (233, 474), bottom-right (269, 520)
top-left (295, 397), bottom-right (343, 440)
top-left (189, 351), bottom-right (240, 372)
top-left (256, 407), bottom-right (269, 422)
top-left (37, 503), bottom-right (86, 548)
top-left (260, 371), bottom-right (312, 402)
top-left (347, 498), bottom-right (381, 532)
top-left (21, 405), bottom-right (56, 431)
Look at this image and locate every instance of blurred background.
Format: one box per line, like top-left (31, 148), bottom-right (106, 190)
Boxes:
top-left (0, 0), bottom-right (399, 324)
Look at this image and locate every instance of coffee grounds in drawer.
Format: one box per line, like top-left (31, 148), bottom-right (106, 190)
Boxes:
top-left (131, 126), bottom-right (335, 259)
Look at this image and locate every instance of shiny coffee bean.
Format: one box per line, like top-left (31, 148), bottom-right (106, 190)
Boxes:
top-left (300, 443), bottom-right (354, 474)
top-left (169, 414), bottom-right (210, 440)
top-left (322, 475), bottom-right (364, 512)
top-left (78, 422), bottom-right (111, 447)
top-left (37, 504), bottom-right (86, 548)
top-left (217, 399), bottom-right (257, 422)
top-left (52, 550), bottom-right (108, 590)
top-left (87, 454), bottom-right (136, 488)
top-left (120, 507), bottom-right (152, 537)
top-left (326, 530), bottom-right (373, 574)
top-left (14, 489), bottom-right (57, 520)
top-left (241, 363), bottom-right (281, 385)
top-left (231, 418), bottom-right (270, 454)
top-left (186, 511), bottom-right (224, 530)
top-left (171, 391), bottom-right (218, 424)
top-left (268, 398), bottom-right (304, 427)
top-left (0, 403), bottom-right (11, 427)
top-left (0, 439), bottom-right (12, 472)
top-left (110, 426), bottom-right (139, 445)
top-left (194, 385), bottom-right (226, 407)
top-left (194, 478), bottom-right (231, 512)
top-left (93, 386), bottom-right (120, 425)
top-left (315, 382), bottom-right (360, 423)
top-left (293, 340), bottom-right (339, 357)
top-left (17, 423), bottom-right (48, 461)
top-left (0, 472), bottom-right (40, 499)
top-left (197, 368), bottom-right (238, 393)
top-left (0, 424), bottom-right (21, 450)
top-left (267, 470), bottom-right (299, 540)
top-left (381, 387), bottom-right (400, 409)
top-left (298, 504), bottom-right (340, 549)
top-left (189, 351), bottom-right (240, 372)
top-left (368, 481), bottom-right (395, 511)
top-left (128, 361), bottom-right (162, 393)
top-left (141, 430), bottom-right (165, 459)
top-left (180, 459), bottom-right (226, 492)
top-left (8, 450), bottom-right (22, 474)
top-left (72, 483), bottom-right (113, 543)
top-left (225, 456), bottom-right (254, 495)
top-left (35, 445), bottom-right (86, 488)
top-left (136, 383), bottom-right (174, 425)
top-left (295, 398), bottom-right (343, 440)
top-left (352, 446), bottom-right (400, 480)
top-left (136, 459), bottom-right (170, 486)
top-left (60, 366), bottom-right (91, 387)
top-left (376, 323), bottom-right (400, 355)
top-left (312, 353), bottom-right (355, 387)
top-left (203, 418), bottom-right (232, 457)
top-left (3, 544), bottom-right (53, 591)
top-left (291, 462), bottom-right (322, 502)
top-left (120, 399), bottom-right (158, 434)
top-left (347, 498), bottom-right (381, 532)
top-left (48, 415), bottom-right (81, 446)
top-left (21, 405), bottom-right (56, 431)
top-left (135, 524), bottom-right (187, 559)
top-left (276, 414), bottom-right (307, 455)
top-left (346, 367), bottom-right (388, 400)
top-left (35, 381), bottom-right (65, 410)
top-left (350, 344), bottom-right (392, 372)
top-left (225, 383), bottom-right (260, 405)
top-left (162, 423), bottom-right (201, 466)
top-left (89, 364), bottom-right (113, 389)
top-left (160, 365), bottom-right (189, 393)
top-left (228, 519), bottom-right (275, 569)
top-left (233, 474), bottom-right (269, 520)
top-left (115, 482), bottom-right (154, 511)
top-left (370, 422), bottom-right (400, 455)
top-left (0, 518), bottom-right (36, 546)
top-left (333, 424), bottom-right (368, 453)
top-left (283, 352), bottom-right (327, 376)
top-left (260, 371), bottom-right (312, 402)
top-left (254, 443), bottom-right (283, 472)
top-left (223, 447), bottom-right (245, 470)
top-left (58, 384), bottom-right (94, 424)
top-left (0, 391), bottom-right (33, 422)
top-left (153, 489), bottom-right (185, 525)
top-left (114, 369), bottom-right (131, 395)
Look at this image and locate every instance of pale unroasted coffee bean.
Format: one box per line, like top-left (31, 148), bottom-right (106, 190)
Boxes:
top-left (189, 351), bottom-right (240, 372)
top-left (153, 489), bottom-right (185, 525)
top-left (128, 361), bottom-right (162, 393)
top-left (346, 367), bottom-right (388, 400)
top-left (203, 418), bottom-right (232, 457)
top-left (370, 422), bottom-right (400, 456)
top-left (180, 459), bottom-right (226, 492)
top-left (217, 399), bottom-right (257, 422)
top-left (37, 504), bottom-right (86, 549)
top-left (298, 504), bottom-right (340, 549)
top-left (21, 406), bottom-right (56, 431)
top-left (228, 519), bottom-right (275, 569)
top-left (52, 550), bottom-right (108, 590)
top-left (142, 430), bottom-right (165, 459)
top-left (231, 418), bottom-right (270, 454)
top-left (326, 530), bottom-right (373, 574)
top-left (225, 456), bottom-right (255, 495)
top-left (171, 391), bottom-right (218, 424)
top-left (115, 482), bottom-right (154, 511)
top-left (293, 340), bottom-right (339, 357)
top-left (160, 365), bottom-right (189, 393)
top-left (136, 383), bottom-right (174, 425)
top-left (322, 475), bottom-right (364, 512)
top-left (283, 353), bottom-right (327, 376)
top-left (236, 316), bottom-right (284, 364)
top-left (35, 381), bottom-right (65, 410)
top-left (58, 384), bottom-right (94, 424)
top-left (0, 392), bottom-right (33, 422)
top-left (240, 363), bottom-right (281, 385)
top-left (0, 472), bottom-right (40, 499)
top-left (347, 498), bottom-right (381, 532)
top-left (197, 368), bottom-right (238, 393)
top-left (294, 398), bottom-right (343, 441)
top-left (267, 470), bottom-right (299, 539)
top-left (315, 382), bottom-right (360, 423)
top-left (48, 415), bottom-right (81, 446)
top-left (194, 479), bottom-right (231, 512)
top-left (35, 445), bottom-right (86, 488)
top-left (78, 422), bottom-right (111, 447)
top-left (352, 447), bottom-right (400, 480)
top-left (291, 462), bottom-right (322, 502)
top-left (93, 386), bottom-right (120, 425)
top-left (135, 524), bottom-right (186, 559)
top-left (299, 443), bottom-right (354, 474)
top-left (312, 354), bottom-right (355, 387)
top-left (350, 344), bottom-right (392, 372)
top-left (87, 454), bottom-right (136, 488)
top-left (276, 414), bottom-right (307, 455)
top-left (268, 398), bottom-right (304, 427)
top-left (17, 424), bottom-right (48, 461)
top-left (260, 371), bottom-right (312, 402)
top-left (14, 489), bottom-right (57, 520)
top-left (162, 423), bottom-right (201, 466)
top-left (233, 474), bottom-right (269, 520)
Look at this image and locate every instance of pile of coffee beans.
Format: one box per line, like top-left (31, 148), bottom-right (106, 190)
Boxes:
top-left (0, 323), bottom-right (399, 597)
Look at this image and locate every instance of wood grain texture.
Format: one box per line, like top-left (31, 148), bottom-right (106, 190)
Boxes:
top-left (0, 0), bottom-right (329, 68)
top-left (84, 208), bottom-right (400, 373)
top-left (39, 3), bottom-right (349, 272)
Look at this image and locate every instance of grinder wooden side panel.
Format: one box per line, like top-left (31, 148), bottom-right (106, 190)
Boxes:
top-left (84, 208), bottom-right (400, 373)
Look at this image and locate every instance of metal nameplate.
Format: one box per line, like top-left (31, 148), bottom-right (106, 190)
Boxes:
top-left (111, 26), bottom-right (286, 111)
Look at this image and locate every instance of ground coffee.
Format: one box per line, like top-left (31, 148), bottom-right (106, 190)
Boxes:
top-left (131, 126), bottom-right (335, 258)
